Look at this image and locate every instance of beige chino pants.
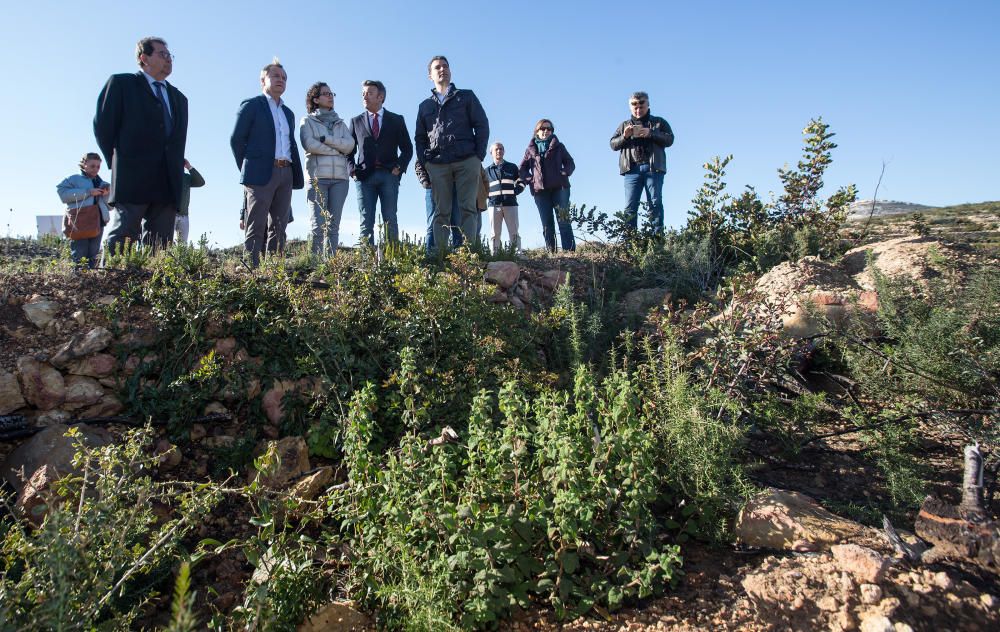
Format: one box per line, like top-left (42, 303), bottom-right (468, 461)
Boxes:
top-left (490, 205), bottom-right (520, 253)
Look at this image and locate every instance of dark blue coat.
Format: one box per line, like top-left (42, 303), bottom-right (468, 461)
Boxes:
top-left (94, 72), bottom-right (188, 205)
top-left (230, 95), bottom-right (304, 189)
top-left (414, 84), bottom-right (489, 164)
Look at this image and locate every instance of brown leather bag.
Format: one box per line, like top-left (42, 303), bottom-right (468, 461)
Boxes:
top-left (63, 204), bottom-right (101, 240)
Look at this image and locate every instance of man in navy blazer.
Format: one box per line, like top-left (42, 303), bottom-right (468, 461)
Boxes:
top-left (94, 36), bottom-right (188, 254)
top-left (230, 59), bottom-right (304, 266)
top-left (348, 80), bottom-right (413, 247)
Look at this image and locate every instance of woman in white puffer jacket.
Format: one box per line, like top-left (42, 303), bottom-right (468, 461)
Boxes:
top-left (299, 82), bottom-right (355, 256)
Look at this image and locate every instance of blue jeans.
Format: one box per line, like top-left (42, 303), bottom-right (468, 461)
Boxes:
top-left (424, 186), bottom-right (461, 250)
top-left (533, 187), bottom-right (575, 252)
top-left (357, 168), bottom-right (400, 247)
top-left (307, 178), bottom-right (349, 255)
top-left (71, 227), bottom-right (104, 269)
top-left (623, 164), bottom-right (665, 234)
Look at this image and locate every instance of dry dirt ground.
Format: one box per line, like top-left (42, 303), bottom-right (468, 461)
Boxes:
top-left (1, 239), bottom-right (998, 631)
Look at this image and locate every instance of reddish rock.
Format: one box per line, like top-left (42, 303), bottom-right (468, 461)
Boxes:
top-left (51, 327), bottom-right (113, 368)
top-left (485, 261), bottom-right (521, 289)
top-left (16, 356), bottom-right (65, 411)
top-left (261, 379), bottom-right (296, 425)
top-left (254, 436), bottom-right (310, 488)
top-left (831, 544), bottom-right (889, 583)
top-left (16, 464), bottom-right (57, 526)
top-left (66, 353), bottom-right (117, 378)
top-left (62, 376), bottom-right (104, 410)
top-left (858, 291), bottom-right (879, 312)
top-left (1, 423), bottom-right (113, 494)
top-left (0, 369), bottom-right (27, 414)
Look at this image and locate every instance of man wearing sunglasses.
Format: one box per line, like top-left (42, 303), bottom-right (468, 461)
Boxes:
top-left (610, 91), bottom-right (674, 236)
top-left (95, 36), bottom-right (189, 253)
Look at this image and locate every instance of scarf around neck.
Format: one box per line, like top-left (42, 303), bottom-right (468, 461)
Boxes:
top-left (310, 108), bottom-right (343, 133)
top-left (534, 137), bottom-right (551, 157)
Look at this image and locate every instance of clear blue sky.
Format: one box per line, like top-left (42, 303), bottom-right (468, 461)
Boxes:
top-left (4, 0), bottom-right (998, 248)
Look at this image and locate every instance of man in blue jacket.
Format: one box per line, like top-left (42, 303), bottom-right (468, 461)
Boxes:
top-left (230, 59), bottom-right (304, 266)
top-left (415, 56), bottom-right (489, 253)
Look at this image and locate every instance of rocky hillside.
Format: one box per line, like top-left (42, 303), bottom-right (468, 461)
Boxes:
top-left (0, 233), bottom-right (997, 631)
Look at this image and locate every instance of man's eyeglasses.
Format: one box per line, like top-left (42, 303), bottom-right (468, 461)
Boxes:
top-left (319, 91), bottom-right (335, 97)
top-left (630, 101), bottom-right (647, 107)
top-left (153, 51), bottom-right (175, 60)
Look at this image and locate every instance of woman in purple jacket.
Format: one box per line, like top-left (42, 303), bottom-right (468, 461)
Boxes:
top-left (519, 119), bottom-right (576, 252)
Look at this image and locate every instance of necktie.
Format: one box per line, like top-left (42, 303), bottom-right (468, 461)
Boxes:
top-left (372, 112), bottom-right (380, 138)
top-left (153, 81), bottom-right (173, 137)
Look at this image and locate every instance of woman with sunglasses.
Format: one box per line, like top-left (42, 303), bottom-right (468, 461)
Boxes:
top-left (518, 119), bottom-right (576, 252)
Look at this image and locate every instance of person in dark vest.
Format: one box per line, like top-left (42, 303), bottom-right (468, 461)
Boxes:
top-left (485, 142), bottom-right (524, 252)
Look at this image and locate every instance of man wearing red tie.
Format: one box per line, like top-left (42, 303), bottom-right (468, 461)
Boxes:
top-left (348, 80), bottom-right (413, 247)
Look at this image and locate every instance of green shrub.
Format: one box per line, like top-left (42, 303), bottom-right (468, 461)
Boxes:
top-left (0, 427), bottom-right (219, 630)
top-left (332, 368), bottom-right (685, 629)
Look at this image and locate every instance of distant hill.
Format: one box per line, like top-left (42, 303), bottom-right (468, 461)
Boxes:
top-left (846, 199), bottom-right (934, 220)
top-left (841, 200), bottom-right (1000, 253)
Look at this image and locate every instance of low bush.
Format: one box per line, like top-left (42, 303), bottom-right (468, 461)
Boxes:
top-left (0, 427), bottom-right (220, 630)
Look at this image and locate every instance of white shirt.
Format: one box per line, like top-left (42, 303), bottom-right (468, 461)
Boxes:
top-left (266, 94), bottom-right (292, 160)
top-left (142, 71), bottom-right (171, 119)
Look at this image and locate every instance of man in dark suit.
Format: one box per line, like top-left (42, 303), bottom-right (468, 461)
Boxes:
top-left (94, 36), bottom-right (188, 254)
top-left (348, 80), bottom-right (413, 246)
top-left (230, 59), bottom-right (304, 266)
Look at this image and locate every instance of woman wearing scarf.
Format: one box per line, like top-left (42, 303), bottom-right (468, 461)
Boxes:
top-left (56, 152), bottom-right (110, 269)
top-left (299, 82), bottom-right (356, 256)
top-left (519, 118), bottom-right (576, 252)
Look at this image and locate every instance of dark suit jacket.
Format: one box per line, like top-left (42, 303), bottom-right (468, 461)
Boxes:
top-left (348, 109), bottom-right (413, 181)
top-left (94, 72), bottom-right (188, 205)
top-left (230, 95), bottom-right (304, 189)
